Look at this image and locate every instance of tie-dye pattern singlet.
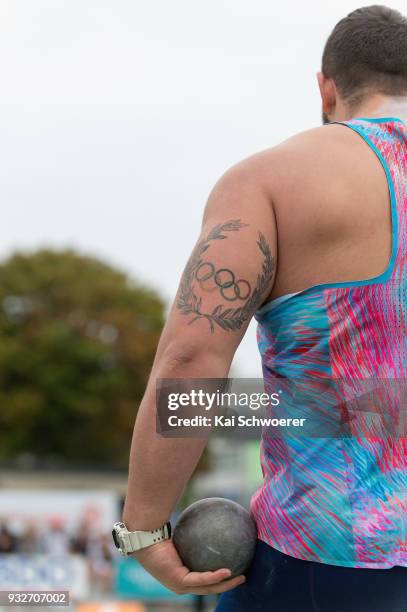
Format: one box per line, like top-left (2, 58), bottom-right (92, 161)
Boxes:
top-left (251, 117), bottom-right (407, 569)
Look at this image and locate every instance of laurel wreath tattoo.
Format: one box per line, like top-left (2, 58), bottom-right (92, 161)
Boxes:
top-left (177, 219), bottom-right (275, 332)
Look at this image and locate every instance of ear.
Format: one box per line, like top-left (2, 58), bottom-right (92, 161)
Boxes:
top-left (316, 72), bottom-right (336, 118)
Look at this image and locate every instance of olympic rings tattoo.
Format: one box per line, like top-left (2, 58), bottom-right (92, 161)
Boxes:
top-left (195, 262), bottom-right (215, 282)
top-left (195, 262), bottom-right (252, 301)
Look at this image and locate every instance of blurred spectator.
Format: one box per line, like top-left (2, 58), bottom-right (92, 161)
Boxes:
top-left (0, 523), bottom-right (18, 553)
top-left (70, 520), bottom-right (89, 555)
top-left (42, 518), bottom-right (70, 556)
top-left (88, 533), bottom-right (115, 594)
top-left (18, 523), bottom-right (39, 553)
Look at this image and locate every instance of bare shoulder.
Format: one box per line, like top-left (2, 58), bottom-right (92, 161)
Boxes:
top-left (208, 124), bottom-right (355, 203)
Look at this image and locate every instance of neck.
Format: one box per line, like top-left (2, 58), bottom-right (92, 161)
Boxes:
top-left (348, 94), bottom-right (407, 123)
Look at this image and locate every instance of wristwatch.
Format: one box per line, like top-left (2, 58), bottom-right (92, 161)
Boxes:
top-left (112, 521), bottom-right (172, 556)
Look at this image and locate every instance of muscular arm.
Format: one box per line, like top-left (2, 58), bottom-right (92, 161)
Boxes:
top-left (122, 158), bottom-right (277, 594)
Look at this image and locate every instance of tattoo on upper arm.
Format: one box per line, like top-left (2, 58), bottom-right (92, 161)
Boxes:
top-left (177, 219), bottom-right (275, 332)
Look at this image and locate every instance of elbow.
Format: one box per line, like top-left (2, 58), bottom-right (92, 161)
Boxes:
top-left (159, 342), bottom-right (230, 376)
top-left (161, 342), bottom-right (202, 370)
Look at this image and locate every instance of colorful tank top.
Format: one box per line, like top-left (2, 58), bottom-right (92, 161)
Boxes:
top-left (250, 117), bottom-right (407, 568)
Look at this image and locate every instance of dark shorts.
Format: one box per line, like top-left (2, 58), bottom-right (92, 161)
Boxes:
top-left (215, 539), bottom-right (407, 612)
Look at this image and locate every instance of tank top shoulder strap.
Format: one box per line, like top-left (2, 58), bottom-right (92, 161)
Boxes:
top-left (331, 117), bottom-right (406, 283)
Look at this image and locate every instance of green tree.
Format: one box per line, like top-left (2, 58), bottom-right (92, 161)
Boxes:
top-left (0, 249), bottom-right (164, 468)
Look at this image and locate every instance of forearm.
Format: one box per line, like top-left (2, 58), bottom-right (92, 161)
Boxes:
top-left (122, 350), bottom-right (231, 531)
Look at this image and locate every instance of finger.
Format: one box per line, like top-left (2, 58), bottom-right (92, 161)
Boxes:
top-left (184, 574), bottom-right (246, 595)
top-left (181, 567), bottom-right (232, 588)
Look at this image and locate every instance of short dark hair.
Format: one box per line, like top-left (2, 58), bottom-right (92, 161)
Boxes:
top-left (322, 5), bottom-right (407, 108)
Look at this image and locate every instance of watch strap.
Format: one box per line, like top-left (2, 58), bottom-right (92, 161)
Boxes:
top-left (124, 522), bottom-right (171, 553)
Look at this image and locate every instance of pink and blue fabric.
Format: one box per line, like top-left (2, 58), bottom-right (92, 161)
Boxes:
top-left (251, 117), bottom-right (407, 568)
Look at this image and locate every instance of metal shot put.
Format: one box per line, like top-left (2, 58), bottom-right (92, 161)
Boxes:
top-left (172, 498), bottom-right (257, 577)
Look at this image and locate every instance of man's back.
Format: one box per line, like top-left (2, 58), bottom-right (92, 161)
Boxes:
top-left (256, 118), bottom-right (395, 302)
top-left (251, 116), bottom-right (407, 568)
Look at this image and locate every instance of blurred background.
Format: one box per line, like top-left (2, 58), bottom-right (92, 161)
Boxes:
top-left (0, 1), bottom-right (405, 610)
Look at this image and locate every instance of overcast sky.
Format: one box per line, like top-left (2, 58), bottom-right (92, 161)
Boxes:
top-left (0, 0), bottom-right (405, 376)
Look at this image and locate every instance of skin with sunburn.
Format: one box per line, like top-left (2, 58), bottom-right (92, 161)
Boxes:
top-left (122, 82), bottom-right (407, 594)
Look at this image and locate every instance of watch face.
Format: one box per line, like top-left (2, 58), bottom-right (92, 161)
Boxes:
top-left (112, 522), bottom-right (126, 549)
top-left (112, 528), bottom-right (120, 548)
